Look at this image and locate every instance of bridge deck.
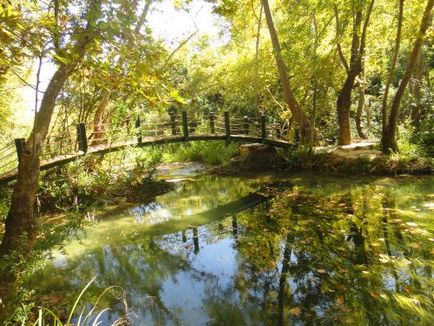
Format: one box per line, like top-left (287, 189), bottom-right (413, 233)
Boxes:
top-left (0, 133), bottom-right (293, 185)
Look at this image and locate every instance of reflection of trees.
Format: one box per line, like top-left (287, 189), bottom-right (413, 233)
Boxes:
top-left (229, 183), bottom-right (433, 324)
top-left (32, 235), bottom-right (197, 324)
top-left (154, 176), bottom-right (256, 220)
top-left (27, 176), bottom-right (433, 325)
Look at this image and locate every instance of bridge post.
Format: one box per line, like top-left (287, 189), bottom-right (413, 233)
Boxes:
top-left (77, 123), bottom-right (88, 153)
top-left (170, 114), bottom-right (177, 136)
top-left (135, 116), bottom-right (142, 145)
top-left (14, 138), bottom-right (26, 161)
top-left (243, 116), bottom-right (249, 135)
top-left (261, 113), bottom-right (266, 142)
top-left (209, 112), bottom-right (215, 134)
top-left (224, 111), bottom-right (230, 141)
top-left (182, 111), bottom-right (189, 140)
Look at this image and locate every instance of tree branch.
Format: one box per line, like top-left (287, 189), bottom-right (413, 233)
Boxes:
top-left (334, 5), bottom-right (349, 74)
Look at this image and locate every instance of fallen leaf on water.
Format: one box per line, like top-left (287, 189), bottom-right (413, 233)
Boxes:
top-left (378, 254), bottom-right (390, 263)
top-left (370, 290), bottom-right (379, 298)
top-left (409, 242), bottom-right (420, 249)
top-left (288, 307), bottom-right (302, 316)
top-left (410, 297), bottom-right (420, 305)
top-left (403, 286), bottom-right (412, 294)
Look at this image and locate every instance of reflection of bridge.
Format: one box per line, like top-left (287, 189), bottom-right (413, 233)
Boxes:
top-left (0, 111), bottom-right (293, 184)
top-left (139, 192), bottom-right (268, 238)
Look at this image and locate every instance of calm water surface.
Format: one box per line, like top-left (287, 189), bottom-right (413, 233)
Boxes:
top-left (33, 171), bottom-right (434, 325)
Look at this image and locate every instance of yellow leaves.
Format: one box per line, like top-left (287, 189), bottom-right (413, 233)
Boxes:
top-left (52, 54), bottom-right (69, 65)
top-left (288, 307), bottom-right (302, 317)
top-left (336, 296), bottom-right (345, 305)
top-left (408, 242), bottom-right (420, 249)
top-left (169, 90), bottom-right (187, 104)
top-left (369, 290), bottom-right (380, 298)
top-left (0, 3), bottom-right (17, 18)
top-left (378, 254), bottom-right (390, 263)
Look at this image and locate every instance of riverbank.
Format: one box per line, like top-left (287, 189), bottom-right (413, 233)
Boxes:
top-left (218, 140), bottom-right (433, 176)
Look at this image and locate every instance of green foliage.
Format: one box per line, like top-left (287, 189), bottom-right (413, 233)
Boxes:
top-left (0, 186), bottom-right (11, 222)
top-left (161, 141), bottom-right (239, 165)
top-left (392, 125), bottom-right (426, 160)
top-left (37, 147), bottom-right (168, 213)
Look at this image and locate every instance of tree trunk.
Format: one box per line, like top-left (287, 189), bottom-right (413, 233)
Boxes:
top-left (410, 49), bottom-right (425, 131)
top-left (261, 0), bottom-right (315, 145)
top-left (336, 0), bottom-right (375, 145)
top-left (254, 4), bottom-right (263, 117)
top-left (355, 64), bottom-right (367, 139)
top-left (382, 0), bottom-right (404, 136)
top-left (0, 2), bottom-right (100, 262)
top-left (382, 0), bottom-right (434, 153)
top-left (355, 82), bottom-right (367, 139)
top-left (337, 74), bottom-right (358, 144)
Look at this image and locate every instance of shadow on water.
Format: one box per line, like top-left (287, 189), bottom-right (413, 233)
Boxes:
top-left (26, 174), bottom-right (434, 325)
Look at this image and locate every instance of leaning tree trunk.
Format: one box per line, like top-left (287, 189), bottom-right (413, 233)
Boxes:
top-left (261, 0), bottom-right (315, 145)
top-left (382, 0), bottom-right (404, 136)
top-left (0, 4), bottom-right (100, 262)
top-left (336, 0), bottom-right (375, 145)
top-left (382, 0), bottom-right (434, 153)
top-left (410, 49), bottom-right (425, 131)
top-left (337, 72), bottom-right (359, 145)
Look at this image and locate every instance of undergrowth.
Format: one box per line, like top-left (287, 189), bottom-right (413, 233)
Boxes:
top-left (37, 147), bottom-right (170, 214)
top-left (161, 141), bottom-right (239, 165)
top-left (5, 277), bottom-right (128, 325)
top-left (279, 143), bottom-right (432, 176)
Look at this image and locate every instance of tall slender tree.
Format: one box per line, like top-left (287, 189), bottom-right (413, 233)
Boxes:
top-left (335, 0), bottom-right (375, 145)
top-left (261, 0), bottom-right (316, 144)
top-left (382, 0), bottom-right (404, 138)
top-left (382, 0), bottom-right (434, 153)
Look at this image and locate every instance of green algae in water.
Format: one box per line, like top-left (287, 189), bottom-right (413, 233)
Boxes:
top-left (30, 174), bottom-right (434, 325)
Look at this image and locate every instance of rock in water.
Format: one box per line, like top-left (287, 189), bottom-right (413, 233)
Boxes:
top-left (238, 143), bottom-right (281, 169)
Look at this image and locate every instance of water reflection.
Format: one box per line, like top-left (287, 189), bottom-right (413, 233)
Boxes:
top-left (31, 175), bottom-right (434, 325)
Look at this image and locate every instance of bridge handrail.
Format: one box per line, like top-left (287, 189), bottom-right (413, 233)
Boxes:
top-left (0, 111), bottom-right (293, 182)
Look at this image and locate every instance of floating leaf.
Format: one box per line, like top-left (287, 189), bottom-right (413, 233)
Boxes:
top-left (288, 307), bottom-right (302, 316)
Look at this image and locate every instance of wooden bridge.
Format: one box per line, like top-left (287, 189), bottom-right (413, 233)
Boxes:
top-left (0, 111), bottom-right (293, 185)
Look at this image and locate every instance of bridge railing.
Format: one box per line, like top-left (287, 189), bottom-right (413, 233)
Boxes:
top-left (42, 123), bottom-right (79, 160)
top-left (0, 141), bottom-right (18, 175)
top-left (0, 111), bottom-right (292, 178)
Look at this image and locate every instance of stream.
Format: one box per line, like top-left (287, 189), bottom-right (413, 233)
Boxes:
top-left (31, 166), bottom-right (434, 325)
